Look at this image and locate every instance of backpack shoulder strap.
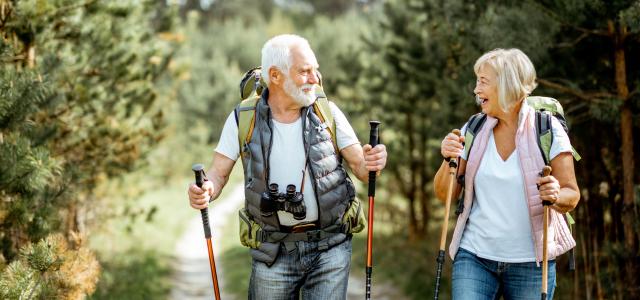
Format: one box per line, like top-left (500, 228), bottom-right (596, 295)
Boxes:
top-left (235, 96), bottom-right (260, 151)
top-left (535, 110), bottom-right (582, 164)
top-left (463, 113), bottom-right (487, 160)
top-left (535, 110), bottom-right (554, 165)
top-left (312, 95), bottom-right (338, 152)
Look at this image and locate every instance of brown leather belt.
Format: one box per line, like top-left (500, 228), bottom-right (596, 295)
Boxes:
top-left (282, 223), bottom-right (317, 233)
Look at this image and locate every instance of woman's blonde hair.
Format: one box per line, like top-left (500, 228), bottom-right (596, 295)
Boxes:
top-left (474, 48), bottom-right (537, 111)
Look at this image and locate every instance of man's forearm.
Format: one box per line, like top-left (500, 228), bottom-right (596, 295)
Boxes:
top-left (353, 163), bottom-right (370, 183)
top-left (206, 169), bottom-right (229, 201)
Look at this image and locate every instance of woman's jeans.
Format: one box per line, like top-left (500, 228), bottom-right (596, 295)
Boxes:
top-left (249, 237), bottom-right (352, 300)
top-left (452, 248), bottom-right (556, 300)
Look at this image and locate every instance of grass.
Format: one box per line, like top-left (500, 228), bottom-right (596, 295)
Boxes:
top-left (351, 231), bottom-right (452, 300)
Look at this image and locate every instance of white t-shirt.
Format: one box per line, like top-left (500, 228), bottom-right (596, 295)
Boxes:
top-left (215, 102), bottom-right (359, 226)
top-left (459, 116), bottom-right (573, 262)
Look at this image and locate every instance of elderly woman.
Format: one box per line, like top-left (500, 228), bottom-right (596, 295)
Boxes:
top-left (433, 48), bottom-right (580, 299)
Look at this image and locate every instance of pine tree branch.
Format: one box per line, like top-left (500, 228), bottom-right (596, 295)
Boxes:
top-left (538, 78), bottom-right (614, 103)
top-left (551, 31), bottom-right (590, 48)
top-left (527, 0), bottom-right (611, 37)
top-left (45, 0), bottom-right (99, 19)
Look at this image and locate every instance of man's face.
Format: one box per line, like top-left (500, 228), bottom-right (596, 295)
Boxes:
top-left (283, 45), bottom-right (319, 107)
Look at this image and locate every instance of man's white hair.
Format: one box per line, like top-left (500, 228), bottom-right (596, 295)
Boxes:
top-left (474, 48), bottom-right (538, 111)
top-left (261, 34), bottom-right (311, 86)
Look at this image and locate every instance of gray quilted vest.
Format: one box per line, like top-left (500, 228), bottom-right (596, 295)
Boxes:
top-left (239, 89), bottom-right (356, 265)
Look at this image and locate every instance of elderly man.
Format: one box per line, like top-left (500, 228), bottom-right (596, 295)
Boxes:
top-left (188, 34), bottom-right (387, 299)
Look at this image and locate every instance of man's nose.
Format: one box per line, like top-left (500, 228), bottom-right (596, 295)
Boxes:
top-left (309, 71), bottom-right (319, 85)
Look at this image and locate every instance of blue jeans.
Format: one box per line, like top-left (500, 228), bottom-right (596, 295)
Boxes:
top-left (249, 238), bottom-right (352, 300)
top-left (452, 248), bottom-right (556, 300)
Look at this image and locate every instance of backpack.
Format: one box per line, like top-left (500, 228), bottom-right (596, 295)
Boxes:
top-left (463, 96), bottom-right (581, 164)
top-left (234, 67), bottom-right (337, 160)
top-left (460, 96), bottom-right (579, 270)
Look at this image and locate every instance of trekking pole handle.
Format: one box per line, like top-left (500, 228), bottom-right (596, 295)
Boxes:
top-left (192, 163), bottom-right (212, 239)
top-left (368, 121), bottom-right (381, 197)
top-left (447, 129), bottom-right (462, 168)
top-left (540, 166), bottom-right (553, 206)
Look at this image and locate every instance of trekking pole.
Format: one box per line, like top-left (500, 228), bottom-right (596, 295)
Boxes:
top-left (540, 165), bottom-right (552, 300)
top-left (365, 121), bottom-right (380, 300)
top-left (434, 129), bottom-right (461, 300)
top-left (192, 164), bottom-right (221, 300)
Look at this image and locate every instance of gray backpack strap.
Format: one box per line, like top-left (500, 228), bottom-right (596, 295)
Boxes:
top-left (535, 110), bottom-right (554, 165)
top-left (463, 113), bottom-right (487, 161)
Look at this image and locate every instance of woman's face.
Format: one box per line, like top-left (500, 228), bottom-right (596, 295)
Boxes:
top-left (474, 65), bottom-right (500, 116)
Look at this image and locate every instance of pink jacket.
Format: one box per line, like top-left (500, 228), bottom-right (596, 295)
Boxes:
top-left (448, 103), bottom-right (576, 265)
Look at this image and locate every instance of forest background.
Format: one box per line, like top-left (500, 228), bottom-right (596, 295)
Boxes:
top-left (1, 0), bottom-right (639, 299)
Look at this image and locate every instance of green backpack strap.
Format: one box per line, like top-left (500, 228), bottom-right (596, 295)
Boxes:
top-left (312, 92), bottom-right (338, 152)
top-left (535, 110), bottom-right (582, 164)
top-left (528, 96), bottom-right (581, 163)
top-left (235, 96), bottom-right (260, 161)
top-left (237, 66), bottom-right (337, 153)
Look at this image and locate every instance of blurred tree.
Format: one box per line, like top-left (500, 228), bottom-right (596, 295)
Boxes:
top-left (173, 12), bottom-right (268, 142)
top-left (344, 0), bottom-right (485, 241)
top-left (178, 0), bottom-right (275, 23)
top-left (523, 1), bottom-right (640, 298)
top-left (0, 0), bottom-right (178, 297)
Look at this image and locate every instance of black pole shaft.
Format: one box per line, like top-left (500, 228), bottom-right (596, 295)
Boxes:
top-left (365, 121), bottom-right (380, 300)
top-left (192, 163), bottom-right (221, 300)
top-left (434, 250), bottom-right (445, 300)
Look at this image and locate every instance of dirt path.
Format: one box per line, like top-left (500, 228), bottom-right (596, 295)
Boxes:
top-left (169, 184), bottom-right (244, 300)
top-left (170, 183), bottom-right (407, 300)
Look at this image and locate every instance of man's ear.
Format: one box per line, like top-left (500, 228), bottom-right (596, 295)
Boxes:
top-left (269, 67), bottom-right (283, 85)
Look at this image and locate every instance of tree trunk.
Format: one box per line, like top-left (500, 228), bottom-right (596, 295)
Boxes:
top-left (580, 231), bottom-right (592, 300)
top-left (591, 233), bottom-right (603, 300)
top-left (406, 112), bottom-right (419, 241)
top-left (27, 44), bottom-right (35, 68)
top-left (418, 117), bottom-right (429, 237)
top-left (610, 20), bottom-right (638, 297)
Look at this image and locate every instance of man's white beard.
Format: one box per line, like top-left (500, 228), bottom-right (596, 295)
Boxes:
top-left (284, 76), bottom-right (316, 107)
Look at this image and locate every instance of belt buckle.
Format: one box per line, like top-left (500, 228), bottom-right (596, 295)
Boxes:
top-left (291, 223), bottom-right (316, 233)
top-left (306, 230), bottom-right (322, 242)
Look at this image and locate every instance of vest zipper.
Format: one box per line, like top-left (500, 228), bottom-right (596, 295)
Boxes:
top-left (517, 115), bottom-right (542, 267)
top-left (302, 107), bottom-right (322, 226)
top-left (264, 105), bottom-right (273, 186)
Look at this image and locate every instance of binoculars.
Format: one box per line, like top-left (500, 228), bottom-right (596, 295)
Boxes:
top-left (260, 183), bottom-right (306, 220)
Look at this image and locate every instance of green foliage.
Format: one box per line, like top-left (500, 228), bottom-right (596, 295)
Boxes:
top-left (0, 234), bottom-right (100, 300)
top-left (0, 260), bottom-right (35, 300)
top-left (0, 0), bottom-right (179, 297)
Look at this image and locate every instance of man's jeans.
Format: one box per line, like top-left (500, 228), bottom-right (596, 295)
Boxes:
top-left (249, 238), bottom-right (352, 300)
top-left (452, 248), bottom-right (556, 300)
